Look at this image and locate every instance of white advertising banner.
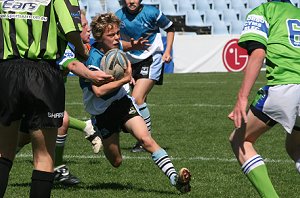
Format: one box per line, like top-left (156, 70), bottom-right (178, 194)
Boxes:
top-left (173, 35), bottom-right (249, 73)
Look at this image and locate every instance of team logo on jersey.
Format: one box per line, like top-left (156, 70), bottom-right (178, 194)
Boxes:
top-left (222, 39), bottom-right (248, 72)
top-left (64, 49), bottom-right (75, 59)
top-left (0, 0), bottom-right (51, 13)
top-left (241, 14), bottom-right (269, 39)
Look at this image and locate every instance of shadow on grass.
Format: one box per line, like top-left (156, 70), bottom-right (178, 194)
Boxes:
top-left (53, 182), bottom-right (178, 195)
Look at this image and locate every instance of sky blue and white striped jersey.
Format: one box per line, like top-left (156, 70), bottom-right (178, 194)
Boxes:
top-left (115, 5), bottom-right (173, 63)
top-left (80, 44), bottom-right (127, 115)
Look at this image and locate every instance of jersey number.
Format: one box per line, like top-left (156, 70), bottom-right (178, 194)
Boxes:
top-left (287, 19), bottom-right (300, 47)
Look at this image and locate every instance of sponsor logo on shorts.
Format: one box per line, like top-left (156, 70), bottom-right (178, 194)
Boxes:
top-left (140, 67), bottom-right (149, 75)
top-left (129, 107), bottom-right (136, 115)
top-left (48, 112), bottom-right (64, 119)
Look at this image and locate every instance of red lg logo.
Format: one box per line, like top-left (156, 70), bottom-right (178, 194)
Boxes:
top-left (222, 39), bottom-right (248, 72)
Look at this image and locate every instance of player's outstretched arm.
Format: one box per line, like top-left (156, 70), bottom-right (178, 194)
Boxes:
top-left (92, 61), bottom-right (132, 97)
top-left (66, 31), bottom-right (89, 60)
top-left (122, 37), bottom-right (151, 51)
top-left (67, 60), bottom-right (113, 85)
top-left (228, 48), bottom-right (265, 128)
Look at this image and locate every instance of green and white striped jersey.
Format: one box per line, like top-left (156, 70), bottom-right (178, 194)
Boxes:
top-left (0, 0), bottom-right (82, 60)
top-left (239, 2), bottom-right (300, 85)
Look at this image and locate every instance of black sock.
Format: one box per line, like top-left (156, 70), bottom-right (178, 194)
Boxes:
top-left (0, 157), bottom-right (13, 198)
top-left (30, 170), bottom-right (55, 198)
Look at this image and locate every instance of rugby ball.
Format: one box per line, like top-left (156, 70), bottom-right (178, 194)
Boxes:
top-left (101, 48), bottom-right (128, 80)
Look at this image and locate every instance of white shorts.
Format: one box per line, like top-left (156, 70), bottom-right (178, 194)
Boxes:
top-left (262, 84), bottom-right (300, 133)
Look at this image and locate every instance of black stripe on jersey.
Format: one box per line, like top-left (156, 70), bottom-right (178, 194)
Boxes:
top-left (0, 16), bottom-right (3, 59)
top-left (64, 0), bottom-right (81, 31)
top-left (25, 13), bottom-right (34, 58)
top-left (38, 4), bottom-right (51, 58)
top-left (9, 12), bottom-right (20, 57)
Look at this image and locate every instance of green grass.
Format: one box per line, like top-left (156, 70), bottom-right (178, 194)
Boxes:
top-left (6, 72), bottom-right (300, 197)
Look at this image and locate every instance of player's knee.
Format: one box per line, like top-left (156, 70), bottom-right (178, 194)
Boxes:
top-left (140, 136), bottom-right (155, 148)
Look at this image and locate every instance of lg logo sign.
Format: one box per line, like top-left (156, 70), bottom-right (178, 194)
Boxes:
top-left (222, 39), bottom-right (248, 72)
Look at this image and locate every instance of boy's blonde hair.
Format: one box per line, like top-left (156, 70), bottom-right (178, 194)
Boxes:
top-left (91, 13), bottom-right (121, 41)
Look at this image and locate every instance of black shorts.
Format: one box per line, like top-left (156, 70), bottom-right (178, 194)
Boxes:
top-left (131, 54), bottom-right (164, 85)
top-left (93, 96), bottom-right (140, 139)
top-left (0, 59), bottom-right (65, 130)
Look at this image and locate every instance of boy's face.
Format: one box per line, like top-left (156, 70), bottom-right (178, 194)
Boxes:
top-left (80, 14), bottom-right (91, 44)
top-left (124, 0), bottom-right (141, 14)
top-left (100, 24), bottom-right (120, 52)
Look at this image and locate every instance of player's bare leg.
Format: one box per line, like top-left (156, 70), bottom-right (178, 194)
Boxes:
top-left (0, 121), bottom-right (19, 197)
top-left (229, 110), bottom-right (278, 197)
top-left (130, 78), bottom-right (155, 152)
top-left (125, 116), bottom-right (191, 193)
top-left (30, 128), bottom-right (57, 197)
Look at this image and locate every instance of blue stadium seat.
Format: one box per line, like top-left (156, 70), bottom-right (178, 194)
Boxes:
top-left (248, 0), bottom-right (262, 9)
top-left (230, 0), bottom-right (247, 11)
top-left (177, 0), bottom-right (194, 15)
top-left (79, 0), bottom-right (88, 10)
top-left (86, 0), bottom-right (105, 20)
top-left (195, 0), bottom-right (213, 12)
top-left (230, 20), bottom-right (244, 34)
top-left (211, 21), bottom-right (230, 35)
top-left (106, 0), bottom-right (121, 13)
top-left (203, 9), bottom-right (223, 24)
top-left (185, 10), bottom-right (205, 27)
top-left (160, 0), bottom-right (178, 16)
top-left (222, 9), bottom-right (240, 24)
top-left (239, 8), bottom-right (252, 22)
top-left (212, 0), bottom-right (230, 11)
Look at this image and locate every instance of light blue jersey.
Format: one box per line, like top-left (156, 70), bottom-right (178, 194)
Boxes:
top-left (80, 44), bottom-right (127, 115)
top-left (115, 5), bottom-right (173, 63)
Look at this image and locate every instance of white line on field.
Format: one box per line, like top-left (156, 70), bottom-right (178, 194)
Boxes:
top-left (65, 102), bottom-right (233, 108)
top-left (16, 153), bottom-right (293, 164)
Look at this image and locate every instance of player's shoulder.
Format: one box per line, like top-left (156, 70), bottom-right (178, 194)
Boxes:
top-left (86, 45), bottom-right (104, 66)
top-left (141, 5), bottom-right (160, 15)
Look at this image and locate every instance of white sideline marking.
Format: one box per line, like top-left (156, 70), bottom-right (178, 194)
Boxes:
top-left (66, 102), bottom-right (233, 108)
top-left (16, 153), bottom-right (293, 164)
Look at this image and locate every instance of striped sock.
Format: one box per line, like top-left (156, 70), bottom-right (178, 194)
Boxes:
top-left (55, 134), bottom-right (67, 167)
top-left (152, 148), bottom-right (177, 185)
top-left (242, 155), bottom-right (279, 198)
top-left (138, 103), bottom-right (151, 133)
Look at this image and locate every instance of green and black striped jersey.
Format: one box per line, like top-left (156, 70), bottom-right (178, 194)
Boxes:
top-left (0, 0), bottom-right (82, 60)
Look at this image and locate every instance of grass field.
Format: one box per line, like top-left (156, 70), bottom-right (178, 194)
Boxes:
top-left (6, 72), bottom-right (300, 197)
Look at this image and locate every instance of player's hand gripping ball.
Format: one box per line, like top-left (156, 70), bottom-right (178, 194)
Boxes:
top-left (101, 48), bottom-right (128, 80)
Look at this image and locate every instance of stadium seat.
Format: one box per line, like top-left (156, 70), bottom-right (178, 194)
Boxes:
top-left (195, 0), bottom-right (213, 12)
top-left (203, 9), bottom-right (223, 24)
top-left (86, 0), bottom-right (105, 20)
top-left (177, 0), bottom-right (194, 15)
top-left (211, 21), bottom-right (230, 35)
top-left (212, 0), bottom-right (230, 11)
top-left (185, 10), bottom-right (206, 27)
top-left (230, 0), bottom-right (247, 10)
top-left (106, 0), bottom-right (121, 13)
top-left (160, 0), bottom-right (178, 15)
top-left (248, 0), bottom-right (262, 9)
top-left (222, 9), bottom-right (240, 24)
top-left (79, 0), bottom-right (88, 10)
top-left (230, 20), bottom-right (244, 34)
top-left (239, 8), bottom-right (252, 22)
top-left (290, 0), bottom-right (299, 7)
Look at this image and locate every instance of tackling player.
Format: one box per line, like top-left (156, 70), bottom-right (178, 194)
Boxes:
top-left (228, 0), bottom-right (300, 197)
